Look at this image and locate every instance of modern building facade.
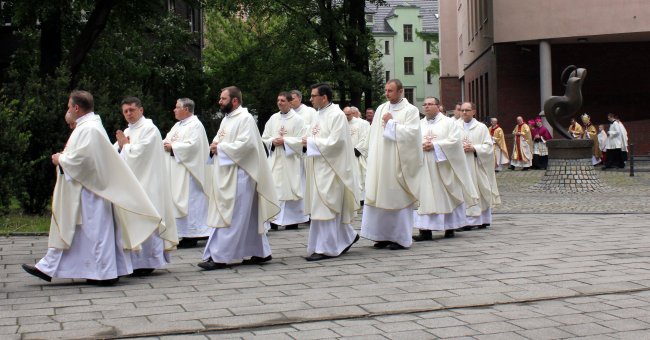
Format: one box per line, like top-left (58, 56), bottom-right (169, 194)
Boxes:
top-left (439, 0), bottom-right (650, 154)
top-left (367, 0), bottom-right (439, 109)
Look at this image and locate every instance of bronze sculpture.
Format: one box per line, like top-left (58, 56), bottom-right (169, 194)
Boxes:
top-left (543, 65), bottom-right (587, 139)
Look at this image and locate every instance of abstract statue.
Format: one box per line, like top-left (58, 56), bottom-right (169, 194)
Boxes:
top-left (543, 65), bottom-right (587, 139)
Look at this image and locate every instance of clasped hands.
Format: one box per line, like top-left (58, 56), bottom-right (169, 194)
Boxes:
top-left (116, 130), bottom-right (130, 149)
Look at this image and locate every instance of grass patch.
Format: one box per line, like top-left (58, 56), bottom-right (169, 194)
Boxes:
top-left (0, 214), bottom-right (50, 235)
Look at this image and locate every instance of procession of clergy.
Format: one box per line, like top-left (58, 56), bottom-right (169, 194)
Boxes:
top-left (22, 79), bottom-right (501, 285)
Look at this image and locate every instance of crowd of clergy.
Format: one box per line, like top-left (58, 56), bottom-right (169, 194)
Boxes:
top-left (22, 79), bottom-right (503, 285)
top-left (501, 112), bottom-right (629, 172)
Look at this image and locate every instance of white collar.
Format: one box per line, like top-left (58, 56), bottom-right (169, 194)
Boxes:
top-left (75, 112), bottom-right (95, 124)
top-left (128, 116), bottom-right (146, 128)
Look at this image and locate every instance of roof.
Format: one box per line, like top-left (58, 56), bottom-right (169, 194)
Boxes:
top-left (366, 0), bottom-right (439, 34)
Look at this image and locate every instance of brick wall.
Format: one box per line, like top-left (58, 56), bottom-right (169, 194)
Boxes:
top-left (439, 77), bottom-right (462, 112)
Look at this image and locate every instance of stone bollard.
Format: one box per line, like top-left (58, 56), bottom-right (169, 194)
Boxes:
top-left (531, 139), bottom-right (606, 193)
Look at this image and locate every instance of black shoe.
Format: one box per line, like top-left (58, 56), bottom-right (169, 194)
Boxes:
top-left (177, 238), bottom-right (199, 248)
top-left (21, 264), bottom-right (52, 282)
top-left (270, 223), bottom-right (279, 231)
top-left (197, 259), bottom-right (229, 270)
top-left (387, 242), bottom-right (406, 250)
top-left (285, 224), bottom-right (299, 230)
top-left (305, 253), bottom-right (333, 261)
top-left (86, 278), bottom-right (119, 286)
top-left (508, 165), bottom-right (515, 170)
top-left (373, 241), bottom-right (392, 249)
top-left (444, 230), bottom-right (455, 238)
top-left (341, 234), bottom-right (360, 255)
top-left (461, 226), bottom-right (473, 231)
top-left (412, 230), bottom-right (433, 242)
top-left (522, 167), bottom-right (529, 171)
top-left (242, 255), bottom-right (272, 265)
top-left (131, 268), bottom-right (155, 276)
top-left (360, 200), bottom-right (364, 206)
top-left (478, 224), bottom-right (489, 229)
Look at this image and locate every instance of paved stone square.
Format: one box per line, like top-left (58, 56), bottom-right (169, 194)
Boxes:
top-left (1, 170), bottom-right (650, 339)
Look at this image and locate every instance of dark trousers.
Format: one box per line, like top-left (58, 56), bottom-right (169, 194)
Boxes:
top-left (532, 155), bottom-right (548, 170)
top-left (605, 148), bottom-right (624, 168)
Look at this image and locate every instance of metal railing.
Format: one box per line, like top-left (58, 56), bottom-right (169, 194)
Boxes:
top-left (628, 144), bottom-right (650, 177)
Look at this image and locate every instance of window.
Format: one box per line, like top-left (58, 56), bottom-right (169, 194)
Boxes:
top-left (427, 71), bottom-right (432, 84)
top-left (186, 4), bottom-right (194, 31)
top-left (403, 24), bottom-right (413, 42)
top-left (404, 57), bottom-right (414, 75)
top-left (385, 71), bottom-right (390, 83)
top-left (404, 88), bottom-right (415, 104)
top-left (426, 41), bottom-right (431, 55)
top-left (384, 41), bottom-right (390, 55)
top-left (365, 14), bottom-right (374, 24)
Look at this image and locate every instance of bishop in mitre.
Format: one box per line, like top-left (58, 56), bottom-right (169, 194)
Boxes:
top-left (114, 97), bottom-right (178, 276)
top-left (200, 86), bottom-right (280, 270)
top-left (580, 113), bottom-right (602, 165)
top-left (261, 91), bottom-right (309, 230)
top-left (163, 98), bottom-right (211, 248)
top-left (361, 79), bottom-right (422, 250)
top-left (302, 83), bottom-right (360, 261)
top-left (413, 97), bottom-right (479, 241)
top-left (345, 106), bottom-right (371, 202)
top-left (459, 102), bottom-right (501, 229)
top-left (22, 90), bottom-right (161, 285)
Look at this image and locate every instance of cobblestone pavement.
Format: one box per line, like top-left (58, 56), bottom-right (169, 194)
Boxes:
top-left (1, 171), bottom-right (650, 339)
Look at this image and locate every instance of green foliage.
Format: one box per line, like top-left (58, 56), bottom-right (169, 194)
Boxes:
top-left (0, 98), bottom-right (31, 215)
top-left (1, 0), bottom-right (209, 214)
top-left (203, 0), bottom-right (384, 115)
top-left (416, 31), bottom-right (440, 76)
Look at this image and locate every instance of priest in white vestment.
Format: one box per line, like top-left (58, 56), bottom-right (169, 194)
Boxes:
top-left (200, 86), bottom-right (280, 269)
top-left (163, 98), bottom-right (211, 248)
top-left (361, 79), bottom-right (422, 250)
top-left (291, 89), bottom-right (317, 132)
top-left (459, 102), bottom-right (501, 229)
top-left (22, 90), bottom-right (161, 285)
top-left (301, 83), bottom-right (360, 261)
top-left (345, 106), bottom-right (371, 202)
top-left (261, 92), bottom-right (309, 230)
top-left (114, 97), bottom-right (178, 275)
top-left (413, 97), bottom-right (479, 241)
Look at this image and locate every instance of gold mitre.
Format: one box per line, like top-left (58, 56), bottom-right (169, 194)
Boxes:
top-left (581, 113), bottom-right (591, 123)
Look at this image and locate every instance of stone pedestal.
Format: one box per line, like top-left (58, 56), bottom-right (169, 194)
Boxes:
top-left (531, 139), bottom-right (606, 193)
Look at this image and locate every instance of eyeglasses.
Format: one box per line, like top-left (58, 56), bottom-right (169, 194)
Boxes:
top-left (310, 94), bottom-right (322, 98)
top-left (423, 103), bottom-right (438, 106)
top-left (460, 109), bottom-right (473, 112)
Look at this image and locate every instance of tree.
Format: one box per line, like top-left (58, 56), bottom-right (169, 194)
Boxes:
top-left (1, 0), bottom-right (209, 214)
top-left (205, 0), bottom-right (384, 110)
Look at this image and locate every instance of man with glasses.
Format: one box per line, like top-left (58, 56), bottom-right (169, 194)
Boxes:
top-left (361, 79), bottom-right (422, 250)
top-left (413, 97), bottom-right (478, 241)
top-left (301, 83), bottom-right (360, 261)
top-left (459, 102), bottom-right (500, 230)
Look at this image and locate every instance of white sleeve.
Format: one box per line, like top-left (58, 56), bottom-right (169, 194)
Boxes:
top-left (306, 137), bottom-right (321, 157)
top-left (383, 119), bottom-right (397, 141)
top-left (217, 145), bottom-right (235, 166)
top-left (284, 141), bottom-right (295, 157)
top-left (433, 143), bottom-right (447, 162)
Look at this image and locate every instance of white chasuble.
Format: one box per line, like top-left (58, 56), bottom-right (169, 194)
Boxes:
top-left (304, 103), bottom-right (360, 256)
top-left (415, 114), bottom-right (479, 230)
top-left (205, 107), bottom-right (280, 233)
top-left (295, 104), bottom-right (317, 132)
top-left (261, 109), bottom-right (309, 225)
top-left (115, 116), bottom-right (178, 268)
top-left (48, 113), bottom-right (161, 251)
top-left (349, 117), bottom-right (370, 198)
top-left (461, 119), bottom-right (501, 224)
top-left (304, 103), bottom-right (360, 222)
top-left (162, 115), bottom-right (210, 237)
top-left (361, 99), bottom-right (422, 247)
